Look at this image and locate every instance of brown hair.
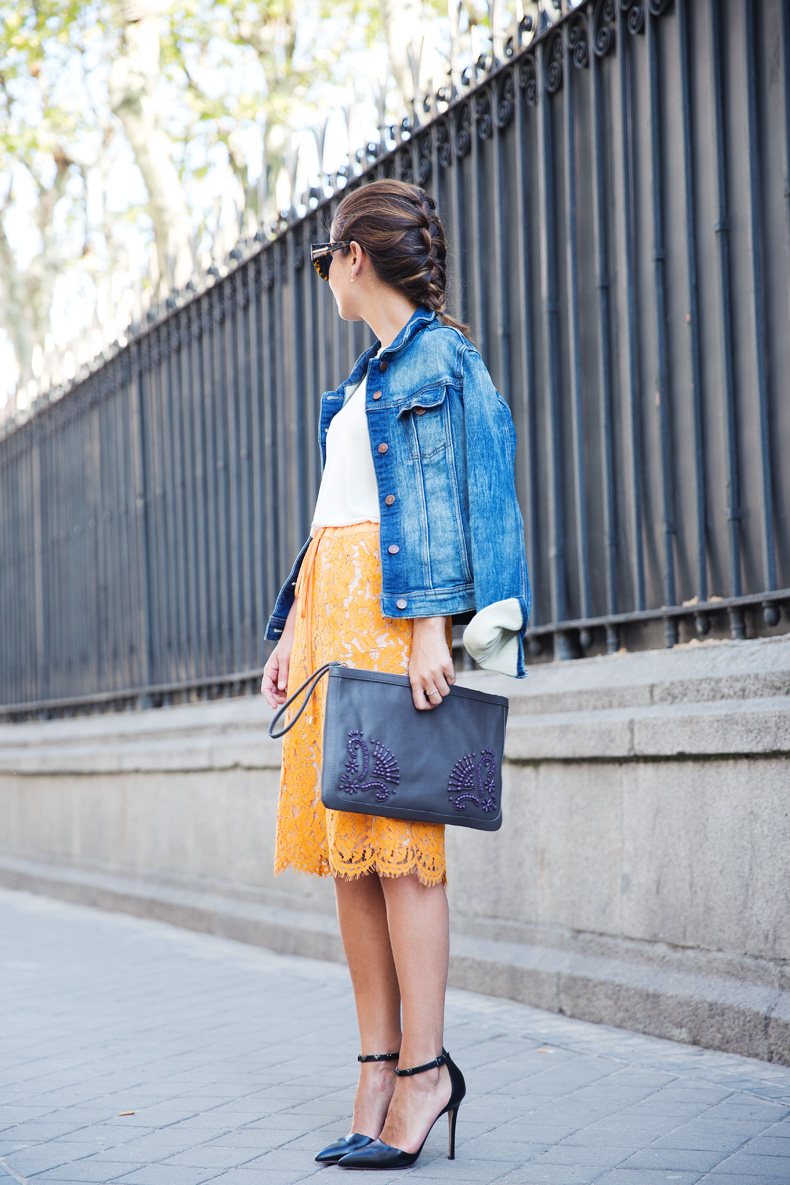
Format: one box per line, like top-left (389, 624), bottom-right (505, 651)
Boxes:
top-left (331, 179), bottom-right (471, 339)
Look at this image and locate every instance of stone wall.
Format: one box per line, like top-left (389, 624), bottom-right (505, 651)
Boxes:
top-left (1, 635), bottom-right (788, 1063)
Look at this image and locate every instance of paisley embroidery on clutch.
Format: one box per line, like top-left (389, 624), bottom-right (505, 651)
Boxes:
top-left (338, 729), bottom-right (401, 802)
top-left (447, 749), bottom-right (498, 813)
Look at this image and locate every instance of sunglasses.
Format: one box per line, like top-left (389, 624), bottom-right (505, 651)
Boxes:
top-left (310, 241), bottom-right (351, 281)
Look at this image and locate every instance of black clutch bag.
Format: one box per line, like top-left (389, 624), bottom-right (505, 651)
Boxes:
top-left (269, 662), bottom-right (508, 832)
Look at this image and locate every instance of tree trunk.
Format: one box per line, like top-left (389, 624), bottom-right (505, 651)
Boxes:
top-left (109, 2), bottom-right (193, 292)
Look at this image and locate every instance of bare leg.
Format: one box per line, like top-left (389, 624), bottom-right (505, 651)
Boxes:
top-left (334, 873), bottom-right (402, 1137)
top-left (378, 873), bottom-right (452, 1154)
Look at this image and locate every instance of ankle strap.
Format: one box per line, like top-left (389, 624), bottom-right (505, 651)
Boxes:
top-left (358, 1052), bottom-right (400, 1063)
top-left (393, 1049), bottom-right (448, 1077)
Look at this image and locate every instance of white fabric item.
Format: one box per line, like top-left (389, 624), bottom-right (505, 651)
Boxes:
top-left (310, 369), bottom-right (380, 531)
top-left (462, 597), bottom-right (524, 677)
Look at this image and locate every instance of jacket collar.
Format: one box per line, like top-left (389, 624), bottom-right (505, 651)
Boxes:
top-left (378, 306), bottom-right (436, 358)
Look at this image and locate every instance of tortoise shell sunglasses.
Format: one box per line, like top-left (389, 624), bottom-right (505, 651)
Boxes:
top-left (310, 241), bottom-right (351, 281)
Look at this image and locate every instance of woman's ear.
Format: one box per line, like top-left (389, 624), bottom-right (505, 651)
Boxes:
top-left (349, 240), bottom-right (364, 278)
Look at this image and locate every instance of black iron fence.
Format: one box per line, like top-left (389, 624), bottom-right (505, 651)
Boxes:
top-left (2, 0), bottom-right (790, 719)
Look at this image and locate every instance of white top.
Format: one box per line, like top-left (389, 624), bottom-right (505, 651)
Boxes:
top-left (310, 367), bottom-right (380, 532)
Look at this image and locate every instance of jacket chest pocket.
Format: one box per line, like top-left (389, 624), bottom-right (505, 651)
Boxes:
top-left (397, 383), bottom-right (451, 460)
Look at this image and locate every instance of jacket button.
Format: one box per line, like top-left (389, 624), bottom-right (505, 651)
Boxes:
top-left (372, 390), bottom-right (382, 401)
top-left (385, 494), bottom-right (395, 506)
top-left (378, 443), bottom-right (388, 454)
top-left (388, 544), bottom-right (399, 554)
top-left (396, 598), bottom-right (407, 609)
top-left (415, 407), bottom-right (426, 415)
top-left (380, 360), bottom-right (388, 372)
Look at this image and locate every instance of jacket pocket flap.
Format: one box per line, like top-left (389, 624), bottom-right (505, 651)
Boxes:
top-left (396, 383), bottom-right (450, 417)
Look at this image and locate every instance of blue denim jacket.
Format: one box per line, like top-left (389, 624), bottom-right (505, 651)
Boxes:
top-left (265, 307), bottom-right (531, 677)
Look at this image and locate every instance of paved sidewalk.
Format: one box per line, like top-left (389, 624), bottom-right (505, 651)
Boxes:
top-left (1, 889), bottom-right (789, 1185)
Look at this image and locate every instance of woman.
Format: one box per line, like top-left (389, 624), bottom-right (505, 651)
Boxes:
top-left (261, 180), bottom-right (530, 1170)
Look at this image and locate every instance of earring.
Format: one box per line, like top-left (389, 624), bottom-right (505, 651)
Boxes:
top-left (350, 273), bottom-right (356, 283)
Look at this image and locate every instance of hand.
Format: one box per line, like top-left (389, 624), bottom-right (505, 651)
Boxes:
top-left (261, 604), bottom-right (297, 709)
top-left (409, 616), bottom-right (456, 711)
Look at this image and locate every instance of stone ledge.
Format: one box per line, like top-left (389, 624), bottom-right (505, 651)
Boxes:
top-left (1, 851), bottom-right (786, 1065)
top-left (2, 636), bottom-right (789, 771)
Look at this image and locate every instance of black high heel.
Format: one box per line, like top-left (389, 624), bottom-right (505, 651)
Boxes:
top-left (336, 1049), bottom-right (466, 1170)
top-left (314, 1052), bottom-right (399, 1165)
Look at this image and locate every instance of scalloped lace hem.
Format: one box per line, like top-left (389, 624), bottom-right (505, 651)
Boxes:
top-left (274, 854), bottom-right (447, 888)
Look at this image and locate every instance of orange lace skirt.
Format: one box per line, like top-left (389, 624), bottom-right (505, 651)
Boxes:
top-left (274, 521), bottom-right (448, 887)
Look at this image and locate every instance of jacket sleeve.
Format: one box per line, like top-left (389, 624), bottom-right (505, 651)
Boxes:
top-left (459, 346), bottom-right (531, 678)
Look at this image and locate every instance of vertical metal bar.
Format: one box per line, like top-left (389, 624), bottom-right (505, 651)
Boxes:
top-left (153, 331), bottom-right (175, 686)
top-left (212, 284), bottom-right (232, 678)
top-left (290, 240), bottom-right (308, 539)
top-left (647, 9), bottom-right (677, 645)
top-left (117, 357), bottom-right (136, 690)
top-left (178, 308), bottom-right (198, 684)
top-left (451, 109), bottom-right (468, 330)
top-left (784, 0), bottom-right (790, 326)
top-left (160, 323), bottom-right (182, 687)
top-left (470, 93), bottom-right (489, 362)
top-left (76, 408), bottom-right (91, 696)
top-left (238, 267), bottom-right (256, 674)
top-left (711, 0), bottom-right (743, 622)
top-left (744, 0), bottom-right (776, 595)
top-left (93, 386), bottom-right (109, 690)
top-left (191, 303), bottom-right (210, 681)
top-left (537, 37), bottom-right (571, 658)
top-left (590, 34), bottom-right (619, 651)
top-left (302, 235), bottom-right (319, 523)
top-left (263, 263), bottom-right (282, 617)
top-left (131, 339), bottom-right (154, 697)
top-left (0, 455), bottom-right (9, 701)
top-left (677, 0), bottom-right (708, 607)
top-left (248, 260), bottom-right (266, 670)
top-left (45, 435), bottom-right (60, 702)
top-left (564, 39), bottom-right (592, 624)
top-left (514, 63), bottom-right (542, 642)
top-left (492, 78), bottom-right (512, 399)
top-left (31, 429), bottom-right (47, 702)
top-left (617, 8), bottom-right (646, 612)
top-left (204, 301), bottom-right (219, 685)
top-left (169, 316), bottom-right (190, 683)
top-left (224, 280), bottom-right (244, 676)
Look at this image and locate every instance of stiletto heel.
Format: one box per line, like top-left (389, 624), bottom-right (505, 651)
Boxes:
top-left (448, 1106), bottom-right (458, 1159)
top-left (337, 1049), bottom-right (466, 1170)
top-left (314, 1052), bottom-right (399, 1164)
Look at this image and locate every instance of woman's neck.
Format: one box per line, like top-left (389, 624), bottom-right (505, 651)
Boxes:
top-left (364, 290), bottom-right (421, 351)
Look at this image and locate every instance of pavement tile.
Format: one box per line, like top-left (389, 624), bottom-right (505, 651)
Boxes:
top-left (199, 1173), bottom-right (320, 1185)
top-left (528, 1145), bottom-right (631, 1169)
top-left (594, 1174), bottom-right (704, 1185)
top-left (617, 1147), bottom-right (728, 1171)
top-left (115, 1168), bottom-right (221, 1185)
top-left (27, 1158), bottom-right (141, 1181)
top-left (456, 1137), bottom-right (550, 1161)
top-left (488, 1166), bottom-right (604, 1184)
top-left (700, 1151), bottom-right (790, 1174)
top-left (700, 1178), bottom-right (790, 1185)
top-left (162, 1148), bottom-right (263, 1169)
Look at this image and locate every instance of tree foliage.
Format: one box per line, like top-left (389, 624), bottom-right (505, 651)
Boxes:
top-left (0, 0), bottom-right (509, 411)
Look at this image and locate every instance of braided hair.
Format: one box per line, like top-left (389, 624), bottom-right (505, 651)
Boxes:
top-left (331, 179), bottom-right (471, 339)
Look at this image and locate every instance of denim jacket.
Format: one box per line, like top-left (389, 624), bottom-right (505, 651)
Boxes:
top-left (265, 307), bottom-right (532, 677)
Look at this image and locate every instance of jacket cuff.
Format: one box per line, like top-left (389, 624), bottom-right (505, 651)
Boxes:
top-left (462, 597), bottom-right (527, 677)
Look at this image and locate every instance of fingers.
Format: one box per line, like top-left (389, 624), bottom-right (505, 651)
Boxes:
top-left (277, 653), bottom-right (290, 695)
top-left (410, 666), bottom-right (457, 711)
top-left (261, 652), bottom-right (290, 709)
